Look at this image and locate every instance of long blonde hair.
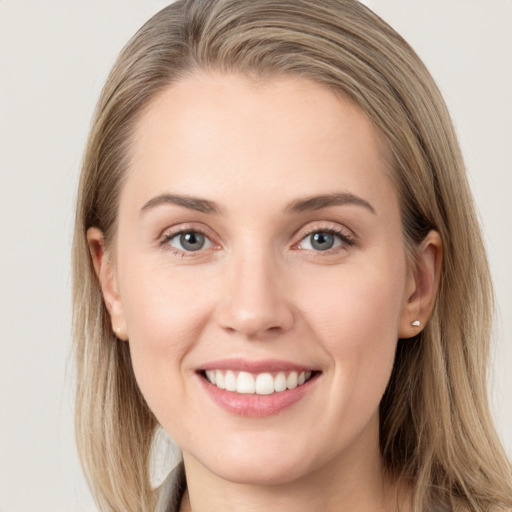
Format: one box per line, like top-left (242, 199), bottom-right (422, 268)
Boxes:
top-left (72, 1), bottom-right (512, 510)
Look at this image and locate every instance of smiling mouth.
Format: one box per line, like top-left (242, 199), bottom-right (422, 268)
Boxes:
top-left (200, 369), bottom-right (319, 395)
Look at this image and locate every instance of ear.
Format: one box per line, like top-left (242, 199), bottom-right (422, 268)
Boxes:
top-left (87, 227), bottom-right (128, 341)
top-left (398, 230), bottom-right (443, 339)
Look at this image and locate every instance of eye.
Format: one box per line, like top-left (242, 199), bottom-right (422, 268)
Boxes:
top-left (299, 231), bottom-right (341, 251)
top-left (164, 231), bottom-right (213, 252)
top-left (297, 228), bottom-right (354, 252)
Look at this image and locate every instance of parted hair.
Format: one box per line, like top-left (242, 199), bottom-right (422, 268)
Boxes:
top-left (72, 1), bottom-right (512, 511)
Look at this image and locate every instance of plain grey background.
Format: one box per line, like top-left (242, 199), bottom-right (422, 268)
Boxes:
top-left (1, 1), bottom-right (510, 510)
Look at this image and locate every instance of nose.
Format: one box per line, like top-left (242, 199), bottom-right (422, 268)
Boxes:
top-left (214, 249), bottom-right (295, 340)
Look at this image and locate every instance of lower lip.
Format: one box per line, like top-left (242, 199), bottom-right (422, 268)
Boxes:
top-left (198, 374), bottom-right (319, 417)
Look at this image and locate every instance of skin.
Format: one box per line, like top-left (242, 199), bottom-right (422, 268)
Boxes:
top-left (88, 72), bottom-right (441, 512)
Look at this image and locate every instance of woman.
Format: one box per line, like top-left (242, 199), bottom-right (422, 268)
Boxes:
top-left (72, 1), bottom-right (512, 511)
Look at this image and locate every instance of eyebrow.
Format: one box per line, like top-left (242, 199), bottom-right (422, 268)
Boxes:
top-left (140, 191), bottom-right (376, 217)
top-left (286, 192), bottom-right (376, 214)
top-left (140, 194), bottom-right (221, 215)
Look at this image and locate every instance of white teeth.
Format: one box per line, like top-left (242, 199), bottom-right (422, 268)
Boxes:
top-left (205, 369), bottom-right (315, 394)
top-left (215, 370), bottom-right (225, 390)
top-left (255, 373), bottom-right (274, 395)
top-left (286, 371), bottom-right (298, 389)
top-left (225, 370), bottom-right (237, 392)
top-left (237, 371), bottom-right (256, 394)
top-left (274, 372), bottom-right (287, 392)
top-left (205, 370), bottom-right (216, 385)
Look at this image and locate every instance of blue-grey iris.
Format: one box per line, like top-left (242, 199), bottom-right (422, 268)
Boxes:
top-left (180, 232), bottom-right (205, 251)
top-left (311, 232), bottom-right (335, 251)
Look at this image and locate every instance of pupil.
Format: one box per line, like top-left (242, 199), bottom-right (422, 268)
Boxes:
top-left (180, 232), bottom-right (204, 251)
top-left (312, 232), bottom-right (334, 250)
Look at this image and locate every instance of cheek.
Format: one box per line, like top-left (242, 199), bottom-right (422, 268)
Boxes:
top-left (116, 263), bottom-right (213, 411)
top-left (120, 260), bottom-right (209, 350)
top-left (298, 262), bottom-right (405, 402)
top-left (300, 259), bottom-right (406, 342)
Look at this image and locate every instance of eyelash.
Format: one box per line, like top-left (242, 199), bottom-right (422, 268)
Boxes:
top-left (295, 225), bottom-right (356, 253)
top-left (159, 224), bottom-right (216, 257)
top-left (159, 223), bottom-right (355, 257)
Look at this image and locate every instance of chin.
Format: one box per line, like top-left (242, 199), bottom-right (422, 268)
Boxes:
top-left (208, 457), bottom-right (313, 486)
top-left (188, 438), bottom-right (326, 487)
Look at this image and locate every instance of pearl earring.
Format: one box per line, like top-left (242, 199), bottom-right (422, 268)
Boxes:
top-left (411, 320), bottom-right (421, 327)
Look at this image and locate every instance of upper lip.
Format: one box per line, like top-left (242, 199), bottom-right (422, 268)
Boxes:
top-left (199, 358), bottom-right (319, 373)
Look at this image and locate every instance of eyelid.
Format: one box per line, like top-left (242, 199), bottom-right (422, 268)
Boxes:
top-left (296, 221), bottom-right (355, 242)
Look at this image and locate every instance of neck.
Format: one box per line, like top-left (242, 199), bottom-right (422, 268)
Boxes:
top-left (179, 419), bottom-right (411, 512)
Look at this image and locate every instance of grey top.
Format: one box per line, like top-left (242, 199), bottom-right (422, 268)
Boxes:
top-left (155, 463), bottom-right (186, 512)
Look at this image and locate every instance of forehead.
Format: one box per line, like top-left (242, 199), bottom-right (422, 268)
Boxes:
top-left (123, 71), bottom-right (396, 217)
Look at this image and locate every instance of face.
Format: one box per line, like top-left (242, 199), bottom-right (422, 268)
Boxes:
top-left (96, 72), bottom-right (423, 486)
